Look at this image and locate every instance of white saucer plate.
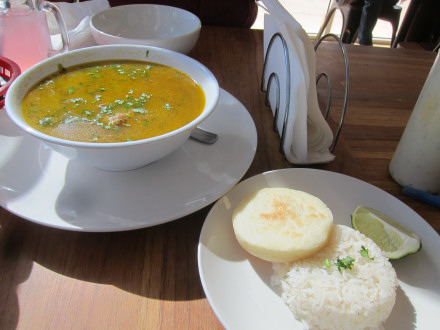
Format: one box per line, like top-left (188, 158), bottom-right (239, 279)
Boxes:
top-left (198, 168), bottom-right (440, 329)
top-left (0, 89), bottom-right (257, 232)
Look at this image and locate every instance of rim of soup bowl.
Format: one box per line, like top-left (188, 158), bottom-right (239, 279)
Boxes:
top-left (90, 28), bottom-right (201, 55)
top-left (90, 29), bottom-right (201, 54)
top-left (5, 45), bottom-right (219, 149)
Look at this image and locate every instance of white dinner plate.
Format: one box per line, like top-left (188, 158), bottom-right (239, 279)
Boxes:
top-left (0, 89), bottom-right (257, 232)
top-left (198, 168), bottom-right (440, 330)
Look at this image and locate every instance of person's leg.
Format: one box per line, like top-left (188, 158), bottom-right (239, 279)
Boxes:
top-left (358, 0), bottom-right (383, 45)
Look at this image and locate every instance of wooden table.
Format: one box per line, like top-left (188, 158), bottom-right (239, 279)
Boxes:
top-left (0, 27), bottom-right (438, 329)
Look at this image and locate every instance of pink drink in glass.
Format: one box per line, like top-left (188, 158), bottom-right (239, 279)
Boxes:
top-left (0, 10), bottom-right (52, 72)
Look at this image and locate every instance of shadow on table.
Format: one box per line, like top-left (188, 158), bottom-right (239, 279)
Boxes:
top-left (0, 215), bottom-right (34, 329)
top-left (1, 208), bottom-right (208, 308)
top-left (0, 203), bottom-right (209, 329)
top-left (39, 211), bottom-right (208, 301)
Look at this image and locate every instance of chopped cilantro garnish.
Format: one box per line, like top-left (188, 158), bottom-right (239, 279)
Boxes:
top-left (70, 97), bottom-right (85, 103)
top-left (62, 116), bottom-right (80, 123)
top-left (67, 87), bottom-right (75, 94)
top-left (360, 246), bottom-right (374, 260)
top-left (335, 256), bottom-right (355, 274)
top-left (132, 108), bottom-right (147, 114)
top-left (39, 117), bottom-right (55, 126)
top-left (324, 258), bottom-right (331, 269)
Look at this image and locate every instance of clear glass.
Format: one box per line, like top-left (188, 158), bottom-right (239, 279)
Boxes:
top-left (0, 0), bottom-right (68, 72)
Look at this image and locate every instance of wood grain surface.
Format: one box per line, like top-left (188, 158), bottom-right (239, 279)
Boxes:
top-left (0, 27), bottom-right (438, 329)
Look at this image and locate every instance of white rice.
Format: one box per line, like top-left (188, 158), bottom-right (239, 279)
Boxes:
top-left (272, 225), bottom-right (397, 330)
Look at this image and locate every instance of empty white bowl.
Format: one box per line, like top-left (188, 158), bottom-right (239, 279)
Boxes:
top-left (90, 4), bottom-right (201, 54)
top-left (5, 45), bottom-right (219, 171)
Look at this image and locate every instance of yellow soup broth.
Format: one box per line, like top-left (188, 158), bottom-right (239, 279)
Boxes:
top-left (22, 61), bottom-right (205, 143)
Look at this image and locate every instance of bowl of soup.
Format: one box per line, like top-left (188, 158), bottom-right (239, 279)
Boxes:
top-left (5, 45), bottom-right (219, 171)
top-left (90, 4), bottom-right (201, 54)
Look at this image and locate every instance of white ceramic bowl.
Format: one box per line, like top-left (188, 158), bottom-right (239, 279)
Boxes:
top-left (90, 4), bottom-right (201, 54)
top-left (5, 45), bottom-right (219, 171)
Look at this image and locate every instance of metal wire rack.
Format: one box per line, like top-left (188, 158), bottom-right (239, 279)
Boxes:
top-left (260, 32), bottom-right (349, 155)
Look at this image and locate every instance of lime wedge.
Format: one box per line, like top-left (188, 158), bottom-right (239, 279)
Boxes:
top-left (351, 205), bottom-right (422, 259)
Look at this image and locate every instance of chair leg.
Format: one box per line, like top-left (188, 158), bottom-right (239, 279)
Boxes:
top-left (315, 2), bottom-right (362, 44)
top-left (324, 13), bottom-right (336, 35)
top-left (380, 5), bottom-right (402, 47)
top-left (315, 7), bottom-right (339, 41)
top-left (340, 5), bottom-right (362, 44)
top-left (390, 23), bottom-right (398, 46)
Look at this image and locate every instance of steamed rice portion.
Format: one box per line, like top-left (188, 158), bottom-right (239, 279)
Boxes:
top-left (272, 225), bottom-right (398, 330)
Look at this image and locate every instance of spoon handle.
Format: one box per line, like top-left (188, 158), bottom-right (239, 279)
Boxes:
top-left (190, 127), bottom-right (218, 144)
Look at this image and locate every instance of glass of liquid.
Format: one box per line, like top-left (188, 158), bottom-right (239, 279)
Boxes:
top-left (389, 53), bottom-right (440, 193)
top-left (0, 0), bottom-right (69, 72)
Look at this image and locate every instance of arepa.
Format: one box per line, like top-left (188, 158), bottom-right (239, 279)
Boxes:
top-left (232, 187), bottom-right (333, 262)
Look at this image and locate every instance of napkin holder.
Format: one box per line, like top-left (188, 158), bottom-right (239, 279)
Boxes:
top-left (260, 32), bottom-right (349, 157)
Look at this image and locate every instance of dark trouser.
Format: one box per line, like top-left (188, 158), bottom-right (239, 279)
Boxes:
top-left (358, 0), bottom-right (383, 45)
top-left (357, 0), bottom-right (399, 45)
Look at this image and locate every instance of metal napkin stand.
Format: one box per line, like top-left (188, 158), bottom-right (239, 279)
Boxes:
top-left (260, 32), bottom-right (349, 156)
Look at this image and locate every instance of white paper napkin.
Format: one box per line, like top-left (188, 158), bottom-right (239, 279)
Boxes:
top-left (48, 0), bottom-right (110, 50)
top-left (261, 0), bottom-right (335, 164)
